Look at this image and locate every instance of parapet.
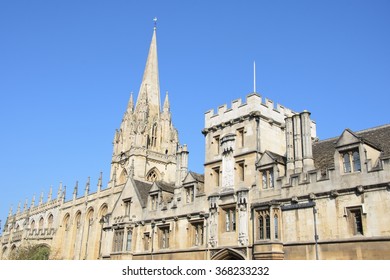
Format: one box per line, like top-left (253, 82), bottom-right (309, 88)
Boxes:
top-left (204, 93), bottom-right (296, 129)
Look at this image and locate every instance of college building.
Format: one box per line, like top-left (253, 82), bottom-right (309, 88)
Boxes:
top-left (1, 25), bottom-right (390, 260)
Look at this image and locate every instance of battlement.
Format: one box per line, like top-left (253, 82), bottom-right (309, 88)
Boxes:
top-left (204, 93), bottom-right (296, 129)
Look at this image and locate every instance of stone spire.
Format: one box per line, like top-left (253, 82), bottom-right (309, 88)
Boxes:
top-left (163, 91), bottom-right (170, 112)
top-left (85, 177), bottom-right (90, 197)
top-left (127, 92), bottom-right (134, 114)
top-left (57, 182), bottom-right (63, 200)
top-left (97, 172), bottom-right (103, 192)
top-left (135, 26), bottom-right (161, 119)
top-left (73, 181), bottom-right (78, 200)
top-left (48, 186), bottom-right (53, 202)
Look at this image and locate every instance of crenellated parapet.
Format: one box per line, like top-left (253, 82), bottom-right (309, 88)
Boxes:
top-left (204, 93), bottom-right (297, 130)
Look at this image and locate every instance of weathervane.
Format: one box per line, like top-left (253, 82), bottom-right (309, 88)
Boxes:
top-left (153, 17), bottom-right (158, 30)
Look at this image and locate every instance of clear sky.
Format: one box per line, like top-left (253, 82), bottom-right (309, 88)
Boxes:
top-left (0, 0), bottom-right (389, 230)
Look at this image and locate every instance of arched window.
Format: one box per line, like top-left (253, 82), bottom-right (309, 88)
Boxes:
top-left (257, 210), bottom-right (271, 240)
top-left (75, 212), bottom-right (82, 230)
top-left (63, 213), bottom-right (70, 231)
top-left (87, 208), bottom-right (94, 226)
top-left (274, 214), bottom-right (279, 239)
top-left (119, 169), bottom-right (128, 185)
top-left (146, 169), bottom-right (159, 182)
top-left (48, 214), bottom-right (54, 229)
top-left (30, 220), bottom-right (35, 230)
top-left (38, 217), bottom-right (44, 230)
top-left (265, 214), bottom-right (270, 239)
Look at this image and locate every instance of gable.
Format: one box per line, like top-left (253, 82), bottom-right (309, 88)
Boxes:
top-left (335, 129), bottom-right (361, 148)
top-left (257, 151), bottom-right (285, 168)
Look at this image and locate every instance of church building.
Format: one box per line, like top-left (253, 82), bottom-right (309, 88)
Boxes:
top-left (1, 25), bottom-right (390, 260)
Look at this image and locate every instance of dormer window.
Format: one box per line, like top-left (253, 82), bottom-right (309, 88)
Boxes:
top-left (185, 186), bottom-right (194, 203)
top-left (342, 149), bottom-right (361, 173)
top-left (150, 194), bottom-right (158, 210)
top-left (261, 168), bottom-right (274, 189)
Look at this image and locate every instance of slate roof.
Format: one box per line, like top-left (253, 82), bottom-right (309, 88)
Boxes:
top-left (155, 181), bottom-right (175, 193)
top-left (189, 171), bottom-right (204, 183)
top-left (133, 179), bottom-right (152, 208)
top-left (312, 124), bottom-right (390, 171)
top-left (266, 151), bottom-right (286, 165)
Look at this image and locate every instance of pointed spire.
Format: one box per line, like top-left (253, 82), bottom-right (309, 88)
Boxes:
top-left (163, 91), bottom-right (170, 112)
top-left (127, 92), bottom-right (134, 114)
top-left (57, 182), bottom-right (63, 200)
top-left (73, 181), bottom-right (78, 200)
top-left (135, 23), bottom-right (161, 118)
top-left (62, 186), bottom-right (67, 202)
top-left (31, 194), bottom-right (35, 208)
top-left (48, 186), bottom-right (53, 202)
top-left (17, 202), bottom-right (21, 214)
top-left (85, 177), bottom-right (90, 197)
top-left (97, 172), bottom-right (103, 192)
top-left (39, 191), bottom-right (44, 205)
top-left (23, 199), bottom-right (28, 212)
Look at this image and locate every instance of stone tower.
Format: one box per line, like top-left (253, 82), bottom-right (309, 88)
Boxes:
top-left (110, 26), bottom-right (186, 185)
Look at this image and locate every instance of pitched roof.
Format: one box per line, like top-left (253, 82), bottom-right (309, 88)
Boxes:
top-left (133, 179), bottom-right (153, 208)
top-left (189, 171), bottom-right (204, 183)
top-left (312, 124), bottom-right (390, 171)
top-left (155, 181), bottom-right (175, 193)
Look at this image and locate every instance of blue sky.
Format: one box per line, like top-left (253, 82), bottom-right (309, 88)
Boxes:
top-left (0, 0), bottom-right (389, 229)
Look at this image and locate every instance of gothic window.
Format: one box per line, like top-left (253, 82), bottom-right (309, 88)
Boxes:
top-left (274, 213), bottom-right (279, 239)
top-left (126, 229), bottom-right (132, 251)
top-left (185, 186), bottom-right (195, 203)
top-left (75, 212), bottom-right (82, 230)
top-left (261, 168), bottom-right (274, 189)
top-left (112, 229), bottom-right (124, 252)
top-left (63, 214), bottom-right (70, 231)
top-left (30, 220), bottom-right (35, 231)
top-left (237, 161), bottom-right (245, 181)
top-left (38, 217), bottom-right (44, 230)
top-left (146, 169), bottom-right (159, 182)
top-left (119, 169), bottom-right (128, 185)
top-left (47, 214), bottom-right (54, 229)
top-left (191, 222), bottom-right (204, 246)
top-left (87, 209), bottom-right (94, 226)
top-left (224, 208), bottom-right (236, 232)
top-left (257, 210), bottom-right (271, 240)
top-left (342, 149), bottom-right (361, 173)
top-left (150, 194), bottom-right (158, 211)
top-left (159, 226), bottom-right (170, 249)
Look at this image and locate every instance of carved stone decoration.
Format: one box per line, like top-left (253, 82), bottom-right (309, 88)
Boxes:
top-left (221, 133), bottom-right (236, 190)
top-left (237, 191), bottom-right (249, 246)
top-left (208, 208), bottom-right (218, 248)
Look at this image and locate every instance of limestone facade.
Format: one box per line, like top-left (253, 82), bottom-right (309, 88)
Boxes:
top-left (1, 26), bottom-right (390, 260)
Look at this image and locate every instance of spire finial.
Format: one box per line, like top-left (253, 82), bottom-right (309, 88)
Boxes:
top-left (153, 17), bottom-right (158, 30)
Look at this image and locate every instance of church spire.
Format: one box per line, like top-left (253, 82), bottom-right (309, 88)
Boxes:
top-left (135, 22), bottom-right (161, 118)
